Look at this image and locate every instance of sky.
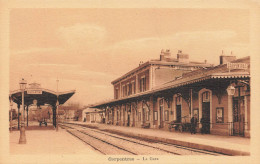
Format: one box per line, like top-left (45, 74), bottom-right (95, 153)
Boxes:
top-left (9, 8), bottom-right (250, 106)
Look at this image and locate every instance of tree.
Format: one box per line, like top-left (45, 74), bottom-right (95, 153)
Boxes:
top-left (60, 101), bottom-right (83, 121)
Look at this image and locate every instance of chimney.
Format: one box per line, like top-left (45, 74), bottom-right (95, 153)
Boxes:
top-left (219, 51), bottom-right (236, 64)
top-left (177, 50), bottom-right (189, 63)
top-left (160, 49), bottom-right (171, 61)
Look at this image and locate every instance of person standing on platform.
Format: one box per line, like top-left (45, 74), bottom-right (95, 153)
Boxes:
top-left (190, 114), bottom-right (198, 134)
top-left (200, 117), bottom-right (206, 134)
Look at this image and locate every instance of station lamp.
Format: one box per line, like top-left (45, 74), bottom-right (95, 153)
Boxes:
top-left (19, 78), bottom-right (27, 144)
top-left (226, 85), bottom-right (235, 96)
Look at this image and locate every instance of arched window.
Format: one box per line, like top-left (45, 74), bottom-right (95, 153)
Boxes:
top-left (202, 91), bottom-right (210, 102)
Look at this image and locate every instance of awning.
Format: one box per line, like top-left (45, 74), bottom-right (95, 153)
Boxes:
top-left (10, 88), bottom-right (76, 107)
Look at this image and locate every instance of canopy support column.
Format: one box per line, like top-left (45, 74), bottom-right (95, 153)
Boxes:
top-left (26, 106), bottom-right (29, 127)
top-left (18, 104), bottom-right (20, 130)
top-left (53, 105), bottom-right (56, 127)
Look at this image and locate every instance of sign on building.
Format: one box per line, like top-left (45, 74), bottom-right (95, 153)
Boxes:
top-left (227, 62), bottom-right (248, 70)
top-left (27, 90), bottom-right (42, 94)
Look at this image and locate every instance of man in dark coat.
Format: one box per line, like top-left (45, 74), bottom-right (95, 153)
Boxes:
top-left (200, 117), bottom-right (206, 134)
top-left (190, 114), bottom-right (198, 134)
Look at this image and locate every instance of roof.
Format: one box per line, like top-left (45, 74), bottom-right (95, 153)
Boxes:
top-left (111, 59), bottom-right (213, 84)
top-left (82, 108), bottom-right (103, 114)
top-left (10, 87), bottom-right (76, 106)
top-left (90, 56), bottom-right (250, 108)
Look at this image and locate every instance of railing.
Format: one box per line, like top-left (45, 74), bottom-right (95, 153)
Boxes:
top-left (210, 122), bottom-right (248, 136)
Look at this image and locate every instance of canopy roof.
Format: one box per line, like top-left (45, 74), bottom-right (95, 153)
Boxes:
top-left (9, 83), bottom-right (75, 107)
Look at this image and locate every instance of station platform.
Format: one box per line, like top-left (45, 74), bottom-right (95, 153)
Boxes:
top-left (9, 126), bottom-right (100, 155)
top-left (68, 121), bottom-right (250, 156)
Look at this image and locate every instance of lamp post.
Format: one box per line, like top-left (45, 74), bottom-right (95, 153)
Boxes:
top-left (19, 78), bottom-right (27, 144)
top-left (226, 84), bottom-right (235, 136)
top-left (10, 99), bottom-right (13, 132)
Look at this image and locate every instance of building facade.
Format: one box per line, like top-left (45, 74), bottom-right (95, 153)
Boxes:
top-left (112, 50), bottom-right (213, 100)
top-left (91, 50), bottom-right (250, 137)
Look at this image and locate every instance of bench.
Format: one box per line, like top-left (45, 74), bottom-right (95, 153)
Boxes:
top-left (141, 123), bottom-right (150, 129)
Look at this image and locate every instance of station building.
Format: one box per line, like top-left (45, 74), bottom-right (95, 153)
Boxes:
top-left (90, 50), bottom-right (250, 137)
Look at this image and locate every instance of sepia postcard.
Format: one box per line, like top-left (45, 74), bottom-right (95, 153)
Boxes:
top-left (0, 0), bottom-right (260, 163)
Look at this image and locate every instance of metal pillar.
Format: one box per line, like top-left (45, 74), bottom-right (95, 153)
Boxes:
top-left (19, 89), bottom-right (26, 144)
top-left (150, 96), bottom-right (154, 127)
top-left (18, 104), bottom-right (20, 130)
top-left (53, 105), bottom-right (56, 127)
top-left (26, 106), bottom-right (29, 127)
top-left (56, 100), bottom-right (59, 131)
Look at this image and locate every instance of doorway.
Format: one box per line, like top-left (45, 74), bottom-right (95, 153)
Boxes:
top-left (127, 114), bottom-right (130, 126)
top-left (202, 102), bottom-right (210, 133)
top-left (176, 105), bottom-right (182, 123)
top-left (159, 99), bottom-right (164, 128)
top-left (233, 98), bottom-right (245, 136)
top-left (201, 91), bottom-right (210, 134)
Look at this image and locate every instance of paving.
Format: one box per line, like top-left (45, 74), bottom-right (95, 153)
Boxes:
top-left (68, 121), bottom-right (250, 156)
top-left (9, 123), bottom-right (100, 155)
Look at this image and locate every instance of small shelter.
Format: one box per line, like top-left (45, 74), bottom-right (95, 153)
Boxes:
top-left (9, 82), bottom-right (75, 128)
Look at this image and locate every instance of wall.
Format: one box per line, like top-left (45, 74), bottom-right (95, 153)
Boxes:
top-left (210, 93), bottom-right (230, 136)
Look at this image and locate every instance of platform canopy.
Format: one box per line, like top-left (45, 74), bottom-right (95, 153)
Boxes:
top-left (9, 82), bottom-right (75, 107)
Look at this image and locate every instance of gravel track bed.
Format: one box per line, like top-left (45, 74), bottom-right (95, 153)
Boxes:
top-left (62, 123), bottom-right (225, 155)
top-left (89, 128), bottom-right (222, 155)
top-left (67, 129), bottom-right (134, 155)
top-left (81, 129), bottom-right (171, 155)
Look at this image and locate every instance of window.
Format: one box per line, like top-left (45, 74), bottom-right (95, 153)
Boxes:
top-left (140, 76), bottom-right (146, 92)
top-left (122, 85), bottom-right (128, 97)
top-left (124, 85), bottom-right (127, 96)
top-left (154, 111), bottom-right (158, 121)
top-left (216, 107), bottom-right (224, 123)
top-left (139, 112), bottom-right (141, 121)
top-left (167, 99), bottom-right (171, 108)
top-left (202, 91), bottom-right (210, 102)
top-left (131, 81), bottom-right (136, 94)
top-left (122, 85), bottom-right (126, 97)
top-left (146, 110), bottom-right (150, 121)
top-left (128, 83), bottom-right (132, 95)
top-left (126, 83), bottom-right (129, 96)
top-left (176, 96), bottom-right (182, 105)
top-left (117, 110), bottom-right (119, 121)
top-left (164, 110), bottom-right (169, 121)
top-left (115, 88), bottom-right (119, 99)
top-left (159, 99), bottom-right (164, 106)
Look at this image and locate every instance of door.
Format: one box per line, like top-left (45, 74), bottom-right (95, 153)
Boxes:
top-left (142, 108), bottom-right (145, 124)
top-left (160, 105), bottom-right (164, 128)
top-left (233, 98), bottom-right (245, 136)
top-left (86, 115), bottom-right (90, 123)
top-left (176, 105), bottom-right (181, 123)
top-left (132, 109), bottom-right (135, 127)
top-left (112, 110), bottom-right (114, 124)
top-left (127, 114), bottom-right (130, 126)
top-left (202, 102), bottom-right (210, 133)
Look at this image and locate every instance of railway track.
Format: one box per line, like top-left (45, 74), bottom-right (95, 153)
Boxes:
top-left (60, 123), bottom-right (227, 155)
